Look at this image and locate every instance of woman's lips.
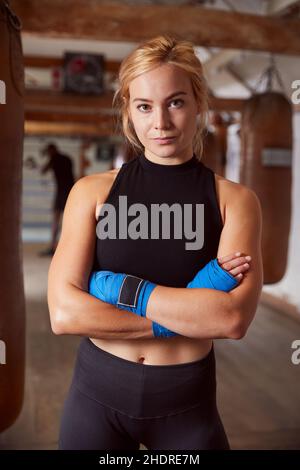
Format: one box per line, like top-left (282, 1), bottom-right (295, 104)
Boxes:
top-left (153, 137), bottom-right (176, 144)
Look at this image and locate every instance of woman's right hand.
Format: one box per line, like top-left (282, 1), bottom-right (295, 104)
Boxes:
top-left (217, 252), bottom-right (252, 282)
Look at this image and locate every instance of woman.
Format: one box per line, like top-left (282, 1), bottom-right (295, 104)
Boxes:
top-left (48, 35), bottom-right (263, 450)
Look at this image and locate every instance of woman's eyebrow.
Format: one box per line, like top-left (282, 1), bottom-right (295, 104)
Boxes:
top-left (132, 91), bottom-right (187, 103)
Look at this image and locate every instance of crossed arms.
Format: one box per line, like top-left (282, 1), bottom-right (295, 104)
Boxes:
top-left (47, 174), bottom-right (263, 340)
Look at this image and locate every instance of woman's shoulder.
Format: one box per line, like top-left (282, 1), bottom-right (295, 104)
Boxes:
top-left (215, 173), bottom-right (256, 198)
top-left (215, 173), bottom-right (259, 224)
top-left (215, 173), bottom-right (260, 213)
top-left (70, 169), bottom-right (121, 221)
top-left (73, 168), bottom-right (120, 195)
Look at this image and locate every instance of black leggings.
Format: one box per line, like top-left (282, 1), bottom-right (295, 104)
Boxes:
top-left (58, 338), bottom-right (230, 450)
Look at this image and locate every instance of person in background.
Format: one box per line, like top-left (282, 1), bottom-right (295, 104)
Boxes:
top-left (39, 143), bottom-right (75, 256)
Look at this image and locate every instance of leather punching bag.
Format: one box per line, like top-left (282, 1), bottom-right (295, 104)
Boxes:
top-left (0, 0), bottom-right (26, 432)
top-left (240, 92), bottom-right (292, 284)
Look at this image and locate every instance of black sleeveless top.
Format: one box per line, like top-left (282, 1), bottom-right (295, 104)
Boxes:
top-left (92, 153), bottom-right (223, 288)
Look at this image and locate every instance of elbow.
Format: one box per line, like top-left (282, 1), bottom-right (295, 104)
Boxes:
top-left (49, 306), bottom-right (69, 335)
top-left (48, 284), bottom-right (77, 335)
top-left (228, 309), bottom-right (248, 340)
top-left (229, 324), bottom-right (247, 340)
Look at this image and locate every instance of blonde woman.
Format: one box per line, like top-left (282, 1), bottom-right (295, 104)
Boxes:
top-left (48, 35), bottom-right (263, 450)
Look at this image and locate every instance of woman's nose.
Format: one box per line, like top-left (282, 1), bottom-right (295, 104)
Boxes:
top-left (153, 107), bottom-right (171, 130)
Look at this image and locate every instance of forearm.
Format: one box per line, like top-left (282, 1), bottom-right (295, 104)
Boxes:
top-left (87, 256), bottom-right (243, 340)
top-left (146, 285), bottom-right (239, 339)
top-left (49, 284), bottom-right (153, 339)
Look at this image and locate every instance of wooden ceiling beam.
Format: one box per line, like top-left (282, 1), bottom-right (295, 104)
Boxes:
top-left (267, 0), bottom-right (300, 16)
top-left (24, 89), bottom-right (115, 110)
top-left (25, 110), bottom-right (115, 126)
top-left (24, 121), bottom-right (114, 137)
top-left (203, 0), bottom-right (300, 80)
top-left (12, 0), bottom-right (300, 55)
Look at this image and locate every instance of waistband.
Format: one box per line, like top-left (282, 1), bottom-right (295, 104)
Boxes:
top-left (72, 337), bottom-right (217, 419)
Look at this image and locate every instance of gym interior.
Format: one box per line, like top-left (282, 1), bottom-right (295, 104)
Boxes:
top-left (0, 0), bottom-right (300, 451)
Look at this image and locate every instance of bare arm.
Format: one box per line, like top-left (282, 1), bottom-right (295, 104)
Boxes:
top-left (48, 174), bottom-right (153, 339)
top-left (49, 176), bottom-right (262, 341)
top-left (145, 184), bottom-right (263, 340)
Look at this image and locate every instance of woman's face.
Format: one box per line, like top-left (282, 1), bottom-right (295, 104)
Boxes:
top-left (128, 63), bottom-right (200, 164)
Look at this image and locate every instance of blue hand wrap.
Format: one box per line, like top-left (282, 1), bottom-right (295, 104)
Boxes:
top-left (88, 258), bottom-right (238, 339)
top-left (152, 322), bottom-right (177, 338)
top-left (89, 271), bottom-right (174, 337)
top-left (88, 271), bottom-right (156, 318)
top-left (187, 258), bottom-right (238, 291)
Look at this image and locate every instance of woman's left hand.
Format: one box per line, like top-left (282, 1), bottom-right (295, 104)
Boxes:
top-left (218, 252), bottom-right (251, 282)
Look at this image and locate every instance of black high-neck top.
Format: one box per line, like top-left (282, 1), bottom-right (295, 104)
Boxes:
top-left (92, 153), bottom-right (223, 287)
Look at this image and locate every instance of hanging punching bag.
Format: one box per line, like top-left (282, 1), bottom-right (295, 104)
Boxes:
top-left (0, 0), bottom-right (26, 432)
top-left (240, 91), bottom-right (292, 284)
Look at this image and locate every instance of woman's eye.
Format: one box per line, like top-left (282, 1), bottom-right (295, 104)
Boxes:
top-left (137, 104), bottom-right (150, 112)
top-left (169, 99), bottom-right (184, 108)
top-left (136, 100), bottom-right (183, 112)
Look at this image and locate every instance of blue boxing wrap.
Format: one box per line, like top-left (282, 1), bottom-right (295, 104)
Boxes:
top-left (88, 258), bottom-right (238, 339)
top-left (187, 258), bottom-right (238, 292)
top-left (152, 322), bottom-right (177, 338)
top-left (88, 271), bottom-right (156, 317)
top-left (152, 259), bottom-right (237, 337)
top-left (88, 271), bottom-right (175, 338)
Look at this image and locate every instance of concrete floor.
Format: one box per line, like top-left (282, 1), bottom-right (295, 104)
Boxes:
top-left (0, 242), bottom-right (300, 449)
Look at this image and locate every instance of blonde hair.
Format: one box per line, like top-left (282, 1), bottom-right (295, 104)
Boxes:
top-left (113, 35), bottom-right (209, 160)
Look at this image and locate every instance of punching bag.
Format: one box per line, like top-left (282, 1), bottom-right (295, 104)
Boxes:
top-left (240, 92), bottom-right (292, 284)
top-left (0, 0), bottom-right (26, 432)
